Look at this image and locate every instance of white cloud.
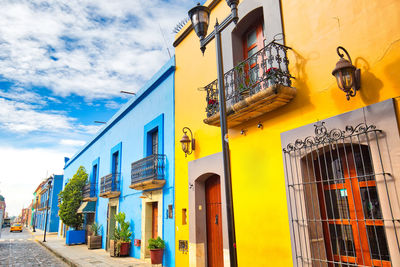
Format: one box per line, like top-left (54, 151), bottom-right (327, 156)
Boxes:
top-left (0, 0), bottom-right (193, 100)
top-left (0, 146), bottom-right (67, 217)
top-left (60, 139), bottom-right (86, 146)
top-left (0, 97), bottom-right (74, 133)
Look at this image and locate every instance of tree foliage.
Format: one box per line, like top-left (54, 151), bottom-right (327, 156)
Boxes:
top-left (58, 166), bottom-right (88, 229)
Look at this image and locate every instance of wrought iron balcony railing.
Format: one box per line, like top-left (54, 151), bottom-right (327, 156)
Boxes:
top-left (100, 173), bottom-right (120, 197)
top-left (131, 154), bottom-right (166, 184)
top-left (205, 41), bottom-right (294, 119)
top-left (82, 183), bottom-right (97, 200)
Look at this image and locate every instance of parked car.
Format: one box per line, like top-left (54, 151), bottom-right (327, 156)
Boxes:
top-left (10, 223), bottom-right (22, 232)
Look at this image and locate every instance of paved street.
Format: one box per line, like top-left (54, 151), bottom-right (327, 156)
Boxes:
top-left (0, 227), bottom-right (67, 267)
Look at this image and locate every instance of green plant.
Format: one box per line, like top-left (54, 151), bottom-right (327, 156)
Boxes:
top-left (112, 212), bottom-right (132, 242)
top-left (58, 166), bottom-right (88, 229)
top-left (148, 237), bottom-right (166, 250)
top-left (90, 222), bottom-right (101, 236)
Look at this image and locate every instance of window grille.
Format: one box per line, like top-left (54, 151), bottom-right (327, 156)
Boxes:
top-left (283, 121), bottom-right (400, 267)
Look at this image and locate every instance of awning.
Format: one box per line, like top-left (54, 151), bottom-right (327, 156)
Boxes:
top-left (77, 201), bottom-right (96, 214)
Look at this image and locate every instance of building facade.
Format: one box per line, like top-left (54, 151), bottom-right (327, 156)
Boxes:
top-left (62, 57), bottom-right (175, 266)
top-left (173, 0), bottom-right (400, 266)
top-left (34, 175), bottom-right (63, 233)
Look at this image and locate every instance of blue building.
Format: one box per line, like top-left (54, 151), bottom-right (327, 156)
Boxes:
top-left (62, 57), bottom-right (175, 266)
top-left (34, 175), bottom-right (63, 233)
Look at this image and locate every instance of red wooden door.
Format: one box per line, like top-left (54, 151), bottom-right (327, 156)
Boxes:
top-left (206, 175), bottom-right (223, 267)
top-left (316, 145), bottom-right (390, 267)
top-left (152, 202), bottom-right (158, 239)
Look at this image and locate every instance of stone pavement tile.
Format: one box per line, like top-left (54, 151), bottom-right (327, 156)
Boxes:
top-left (31, 231), bottom-right (152, 267)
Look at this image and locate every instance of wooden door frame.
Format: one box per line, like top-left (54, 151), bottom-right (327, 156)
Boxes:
top-left (188, 152), bottom-right (231, 267)
top-left (140, 189), bottom-right (163, 260)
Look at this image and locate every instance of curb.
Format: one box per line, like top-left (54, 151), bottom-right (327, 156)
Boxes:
top-left (35, 239), bottom-right (77, 267)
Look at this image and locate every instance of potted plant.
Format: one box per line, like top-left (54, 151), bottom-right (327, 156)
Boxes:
top-left (87, 222), bottom-right (102, 249)
top-left (110, 212), bottom-right (132, 257)
top-left (58, 166), bottom-right (87, 245)
top-left (265, 67), bottom-right (283, 86)
top-left (148, 236), bottom-right (166, 265)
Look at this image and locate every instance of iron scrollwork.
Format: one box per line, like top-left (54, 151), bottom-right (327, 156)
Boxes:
top-left (283, 121), bottom-right (379, 152)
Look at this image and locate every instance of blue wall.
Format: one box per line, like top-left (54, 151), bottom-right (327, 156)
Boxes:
top-left (63, 57), bottom-right (175, 266)
top-left (36, 175), bottom-right (63, 233)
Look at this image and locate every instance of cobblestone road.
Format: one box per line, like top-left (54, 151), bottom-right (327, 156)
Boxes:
top-left (0, 227), bottom-right (67, 267)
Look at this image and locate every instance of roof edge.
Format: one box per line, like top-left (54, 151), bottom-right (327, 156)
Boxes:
top-left (64, 56), bottom-right (176, 170)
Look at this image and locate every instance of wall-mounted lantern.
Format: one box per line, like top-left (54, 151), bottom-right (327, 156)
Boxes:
top-left (180, 127), bottom-right (195, 157)
top-left (332, 46), bottom-right (361, 100)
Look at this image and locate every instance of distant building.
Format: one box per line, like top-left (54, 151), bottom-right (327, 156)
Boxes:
top-left (34, 175), bottom-right (63, 233)
top-left (0, 195), bottom-right (5, 219)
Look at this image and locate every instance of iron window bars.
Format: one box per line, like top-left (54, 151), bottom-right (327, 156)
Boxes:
top-left (204, 41), bottom-right (293, 118)
top-left (283, 122), bottom-right (399, 267)
top-left (100, 173), bottom-right (120, 194)
top-left (131, 154), bottom-right (166, 184)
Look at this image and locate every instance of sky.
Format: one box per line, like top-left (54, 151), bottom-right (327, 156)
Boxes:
top-left (0, 0), bottom-right (198, 217)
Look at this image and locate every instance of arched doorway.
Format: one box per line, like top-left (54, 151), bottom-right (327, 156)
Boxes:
top-left (205, 174), bottom-right (223, 267)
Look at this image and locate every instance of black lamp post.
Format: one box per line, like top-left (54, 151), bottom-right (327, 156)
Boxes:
top-left (32, 196), bottom-right (38, 232)
top-left (189, 2), bottom-right (239, 266)
top-left (43, 179), bottom-right (53, 242)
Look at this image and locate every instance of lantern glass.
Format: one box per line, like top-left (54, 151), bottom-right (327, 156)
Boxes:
top-left (188, 5), bottom-right (210, 39)
top-left (335, 67), bottom-right (354, 91)
top-left (181, 141), bottom-right (189, 153)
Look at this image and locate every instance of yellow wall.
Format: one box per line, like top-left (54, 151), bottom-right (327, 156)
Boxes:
top-left (175, 0), bottom-right (400, 266)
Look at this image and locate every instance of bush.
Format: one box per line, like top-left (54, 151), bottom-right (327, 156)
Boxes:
top-left (148, 237), bottom-right (166, 250)
top-left (58, 166), bottom-right (88, 229)
top-left (112, 212), bottom-right (132, 242)
top-left (90, 222), bottom-right (101, 236)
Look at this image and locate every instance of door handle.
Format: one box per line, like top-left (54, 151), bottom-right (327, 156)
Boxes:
top-left (215, 214), bottom-right (218, 225)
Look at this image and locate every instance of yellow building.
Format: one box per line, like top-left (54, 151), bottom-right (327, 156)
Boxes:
top-left (174, 0), bottom-right (400, 266)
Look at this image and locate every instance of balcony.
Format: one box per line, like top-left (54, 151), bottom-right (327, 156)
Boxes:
top-left (99, 173), bottom-right (120, 198)
top-left (37, 202), bottom-right (47, 211)
top-left (57, 196), bottom-right (61, 207)
top-left (82, 183), bottom-right (97, 202)
top-left (129, 154), bottom-right (166, 191)
top-left (203, 41), bottom-right (296, 127)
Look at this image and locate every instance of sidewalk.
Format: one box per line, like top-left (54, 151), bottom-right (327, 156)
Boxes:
top-left (29, 228), bottom-right (153, 267)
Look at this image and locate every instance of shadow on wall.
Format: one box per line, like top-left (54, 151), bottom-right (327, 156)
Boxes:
top-left (355, 57), bottom-right (383, 104)
top-left (290, 49), bottom-right (315, 110)
top-left (385, 57), bottom-right (400, 94)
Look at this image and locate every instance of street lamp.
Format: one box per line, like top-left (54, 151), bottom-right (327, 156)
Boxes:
top-left (43, 178), bottom-right (53, 242)
top-left (32, 196), bottom-right (38, 232)
top-left (188, 2), bottom-right (239, 266)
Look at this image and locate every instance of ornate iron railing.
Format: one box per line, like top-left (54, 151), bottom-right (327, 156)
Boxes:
top-left (131, 154), bottom-right (166, 184)
top-left (205, 41), bottom-right (293, 117)
top-left (100, 173), bottom-right (120, 194)
top-left (82, 183), bottom-right (97, 199)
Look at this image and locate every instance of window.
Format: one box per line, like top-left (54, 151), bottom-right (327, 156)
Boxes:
top-left (151, 130), bottom-right (158, 155)
top-left (112, 151), bottom-right (119, 174)
top-left (283, 121), bottom-right (396, 267)
top-left (242, 20), bottom-right (264, 61)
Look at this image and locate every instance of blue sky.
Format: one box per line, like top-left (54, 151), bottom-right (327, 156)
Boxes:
top-left (0, 0), bottom-right (198, 216)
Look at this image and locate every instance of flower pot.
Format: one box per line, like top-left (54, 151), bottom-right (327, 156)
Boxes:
top-left (150, 248), bottom-right (164, 264)
top-left (110, 240), bottom-right (117, 257)
top-left (119, 242), bottom-right (130, 256)
top-left (87, 235), bottom-right (102, 249)
top-left (66, 230), bottom-right (86, 245)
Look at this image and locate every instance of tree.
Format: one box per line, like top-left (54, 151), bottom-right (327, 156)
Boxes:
top-left (58, 166), bottom-right (88, 229)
